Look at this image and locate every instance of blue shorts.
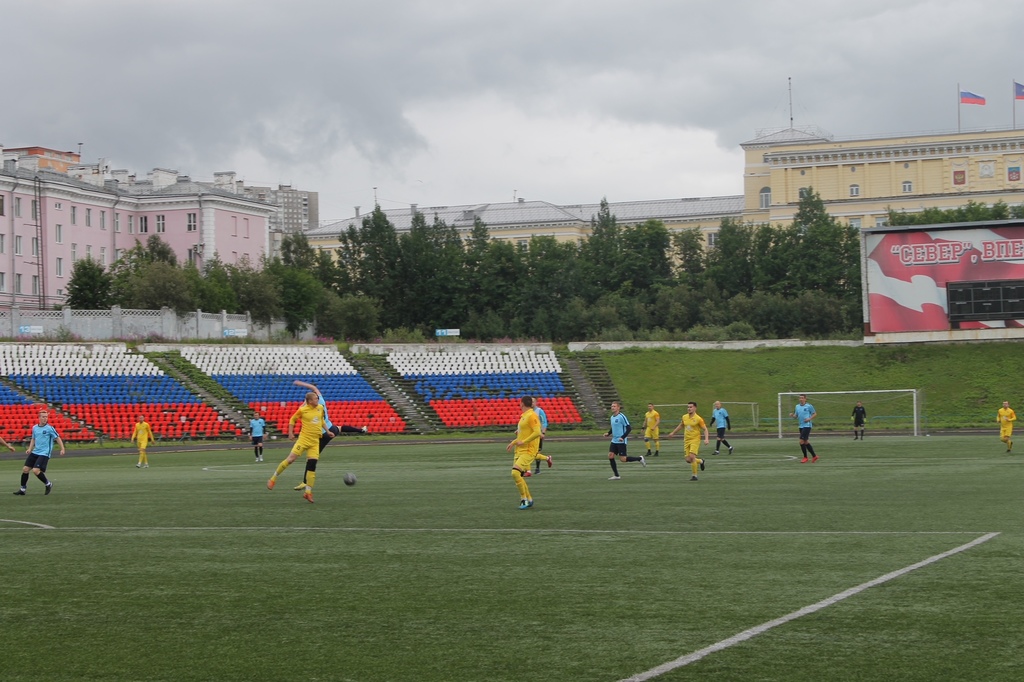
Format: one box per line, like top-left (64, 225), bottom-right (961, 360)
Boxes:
top-left (799, 427), bottom-right (812, 440)
top-left (251, 436), bottom-right (264, 445)
top-left (24, 453), bottom-right (50, 471)
top-left (716, 427), bottom-right (727, 438)
top-left (609, 442), bottom-right (628, 457)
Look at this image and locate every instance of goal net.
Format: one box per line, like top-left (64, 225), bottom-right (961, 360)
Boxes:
top-left (655, 402), bottom-right (759, 429)
top-left (776, 390), bottom-right (922, 438)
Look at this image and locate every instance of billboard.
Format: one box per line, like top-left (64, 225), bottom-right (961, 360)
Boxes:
top-left (865, 221), bottom-right (1024, 333)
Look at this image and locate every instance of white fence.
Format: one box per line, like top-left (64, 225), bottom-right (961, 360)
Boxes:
top-left (0, 307), bottom-right (311, 342)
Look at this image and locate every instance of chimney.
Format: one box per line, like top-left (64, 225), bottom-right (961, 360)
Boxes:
top-left (354, 206), bottom-right (360, 217)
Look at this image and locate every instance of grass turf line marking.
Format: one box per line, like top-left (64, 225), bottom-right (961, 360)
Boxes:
top-left (0, 526), bottom-right (995, 536)
top-left (0, 519), bottom-right (55, 529)
top-left (619, 531), bottom-right (1000, 682)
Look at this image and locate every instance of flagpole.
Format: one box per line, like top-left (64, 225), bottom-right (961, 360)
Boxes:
top-left (1014, 79), bottom-right (1017, 130)
top-left (957, 82), bottom-right (961, 133)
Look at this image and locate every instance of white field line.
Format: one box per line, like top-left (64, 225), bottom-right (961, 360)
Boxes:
top-left (619, 531), bottom-right (1001, 682)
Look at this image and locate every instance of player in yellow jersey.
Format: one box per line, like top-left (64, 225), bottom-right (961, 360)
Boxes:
top-left (506, 396), bottom-right (543, 509)
top-left (267, 392), bottom-right (325, 503)
top-left (997, 400), bottom-right (1016, 452)
top-left (667, 402), bottom-right (710, 481)
top-left (131, 414), bottom-right (155, 468)
top-left (644, 403), bottom-right (661, 458)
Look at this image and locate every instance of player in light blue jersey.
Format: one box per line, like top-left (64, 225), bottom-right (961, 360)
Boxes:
top-left (529, 397), bottom-right (552, 476)
top-left (249, 413), bottom-right (266, 462)
top-left (605, 401), bottom-right (645, 480)
top-left (789, 394), bottom-right (819, 463)
top-left (13, 410), bottom-right (65, 496)
top-left (710, 401), bottom-right (733, 455)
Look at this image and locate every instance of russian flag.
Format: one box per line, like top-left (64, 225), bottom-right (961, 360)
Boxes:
top-left (1015, 81), bottom-right (1024, 101)
top-left (960, 90), bottom-right (986, 105)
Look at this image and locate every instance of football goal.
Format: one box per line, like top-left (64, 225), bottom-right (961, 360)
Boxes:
top-left (776, 390), bottom-right (922, 438)
top-left (655, 402), bottom-right (759, 429)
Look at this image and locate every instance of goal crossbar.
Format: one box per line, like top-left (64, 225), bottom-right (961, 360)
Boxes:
top-left (777, 390), bottom-right (920, 438)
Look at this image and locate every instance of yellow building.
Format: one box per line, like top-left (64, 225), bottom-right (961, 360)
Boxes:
top-left (306, 125), bottom-right (1024, 253)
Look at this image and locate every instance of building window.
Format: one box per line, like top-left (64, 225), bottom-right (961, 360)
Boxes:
top-left (14, 197), bottom-right (21, 218)
top-left (188, 248), bottom-right (196, 266)
top-left (14, 236), bottom-right (22, 256)
top-left (0, 196), bottom-right (4, 216)
top-left (54, 202), bottom-right (62, 210)
top-left (139, 216), bottom-right (148, 233)
top-left (100, 247), bottom-right (107, 266)
top-left (31, 199), bottom-right (38, 220)
top-left (0, 234), bottom-right (5, 254)
top-left (115, 248), bottom-right (123, 261)
top-left (902, 181), bottom-right (913, 193)
top-left (56, 257), bottom-right (64, 278)
top-left (128, 215), bottom-right (135, 234)
top-left (187, 213), bottom-right (197, 232)
top-left (244, 217), bottom-right (250, 238)
top-left (85, 208), bottom-right (92, 227)
top-left (849, 184), bottom-right (860, 197)
top-left (707, 231), bottom-right (719, 248)
top-left (849, 218), bottom-right (862, 229)
top-left (55, 224), bottom-right (63, 244)
top-left (798, 187), bottom-right (810, 200)
top-left (71, 206), bottom-right (77, 225)
top-left (86, 245), bottom-right (92, 259)
top-left (156, 214), bottom-right (166, 233)
top-left (759, 187), bottom-right (771, 209)
top-left (0, 272), bottom-right (5, 293)
top-left (114, 213), bottom-right (121, 233)
top-left (100, 211), bottom-right (107, 230)
top-left (15, 274), bottom-right (22, 295)
top-left (71, 243), bottom-right (78, 262)
top-left (31, 237), bottom-right (39, 256)
top-left (875, 216), bottom-right (887, 227)
top-left (31, 275), bottom-right (39, 295)
top-left (232, 216), bottom-right (238, 237)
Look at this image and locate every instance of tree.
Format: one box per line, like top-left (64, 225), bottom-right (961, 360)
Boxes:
top-left (315, 291), bottom-right (380, 341)
top-left (187, 257), bottom-right (237, 313)
top-left (124, 261), bottom-right (195, 314)
top-left (228, 257), bottom-right (282, 327)
top-left (671, 227), bottom-right (706, 288)
top-left (64, 258), bottom-right (113, 309)
top-left (267, 263), bottom-right (323, 335)
top-left (336, 205), bottom-right (402, 328)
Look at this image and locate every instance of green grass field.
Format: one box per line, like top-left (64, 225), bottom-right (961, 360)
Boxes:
top-left (2, 435), bottom-right (1022, 681)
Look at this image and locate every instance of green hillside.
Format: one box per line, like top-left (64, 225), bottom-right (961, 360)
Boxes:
top-left (598, 342), bottom-right (1024, 432)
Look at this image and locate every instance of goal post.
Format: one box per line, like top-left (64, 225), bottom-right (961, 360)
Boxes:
top-left (776, 390), bottom-right (921, 438)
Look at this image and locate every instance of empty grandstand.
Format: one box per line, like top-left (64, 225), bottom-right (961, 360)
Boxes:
top-left (179, 345), bottom-right (406, 434)
top-left (387, 350), bottom-right (582, 428)
top-left (0, 344), bottom-right (241, 440)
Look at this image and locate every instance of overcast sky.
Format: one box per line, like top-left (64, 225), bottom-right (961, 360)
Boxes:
top-left (6, 0), bottom-right (1024, 222)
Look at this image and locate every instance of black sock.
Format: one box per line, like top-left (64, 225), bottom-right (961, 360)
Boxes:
top-left (36, 473), bottom-right (49, 485)
top-left (255, 447), bottom-right (260, 458)
top-left (625, 456), bottom-right (642, 462)
top-left (806, 444), bottom-right (817, 456)
top-left (800, 444), bottom-right (808, 456)
top-left (609, 459), bottom-right (620, 476)
top-left (715, 439), bottom-right (722, 450)
top-left (721, 439), bottom-right (730, 448)
top-left (20, 473), bottom-right (29, 487)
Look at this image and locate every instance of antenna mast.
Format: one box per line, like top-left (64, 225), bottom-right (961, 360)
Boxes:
top-left (788, 77), bottom-right (794, 128)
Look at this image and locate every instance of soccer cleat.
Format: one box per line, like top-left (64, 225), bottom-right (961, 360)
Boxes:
top-left (13, 489), bottom-right (25, 495)
top-left (728, 446), bottom-right (734, 454)
top-left (546, 455), bottom-right (553, 468)
top-left (812, 455), bottom-right (819, 463)
top-left (267, 478), bottom-right (276, 490)
top-left (608, 475), bottom-right (621, 480)
top-left (646, 450), bottom-right (651, 457)
top-left (143, 465), bottom-right (148, 468)
top-left (522, 471), bottom-right (532, 477)
top-left (303, 491), bottom-right (314, 504)
top-left (639, 455), bottom-right (647, 468)
top-left (712, 450), bottom-right (719, 455)
top-left (801, 457), bottom-right (809, 463)
top-left (294, 482), bottom-right (307, 491)
top-left (136, 463), bottom-right (141, 468)
top-left (690, 475), bottom-right (699, 481)
top-left (518, 500), bottom-right (531, 510)
top-left (45, 482), bottom-right (53, 495)
top-left (654, 451), bottom-right (659, 457)
top-left (699, 459), bottom-right (705, 471)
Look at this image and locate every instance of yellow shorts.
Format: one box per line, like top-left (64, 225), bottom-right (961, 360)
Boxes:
top-left (683, 439), bottom-right (701, 457)
top-left (291, 439), bottom-right (320, 460)
top-left (513, 450), bottom-right (538, 471)
top-left (1000, 426), bottom-right (1013, 438)
top-left (645, 429), bottom-right (660, 440)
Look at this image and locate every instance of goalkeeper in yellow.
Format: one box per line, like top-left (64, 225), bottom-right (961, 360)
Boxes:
top-left (267, 392), bottom-right (325, 503)
top-left (506, 396), bottom-right (543, 510)
top-left (644, 403), bottom-right (661, 458)
top-left (131, 414), bottom-right (154, 468)
top-left (667, 402), bottom-right (710, 481)
top-left (997, 400), bottom-right (1016, 452)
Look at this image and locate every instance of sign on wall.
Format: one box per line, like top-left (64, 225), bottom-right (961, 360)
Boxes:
top-left (865, 223), bottom-right (1024, 333)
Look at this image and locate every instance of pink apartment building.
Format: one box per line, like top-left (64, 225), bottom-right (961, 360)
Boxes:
top-left (0, 148), bottom-right (274, 309)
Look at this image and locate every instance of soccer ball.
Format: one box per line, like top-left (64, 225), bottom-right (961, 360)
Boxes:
top-left (343, 472), bottom-right (357, 486)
